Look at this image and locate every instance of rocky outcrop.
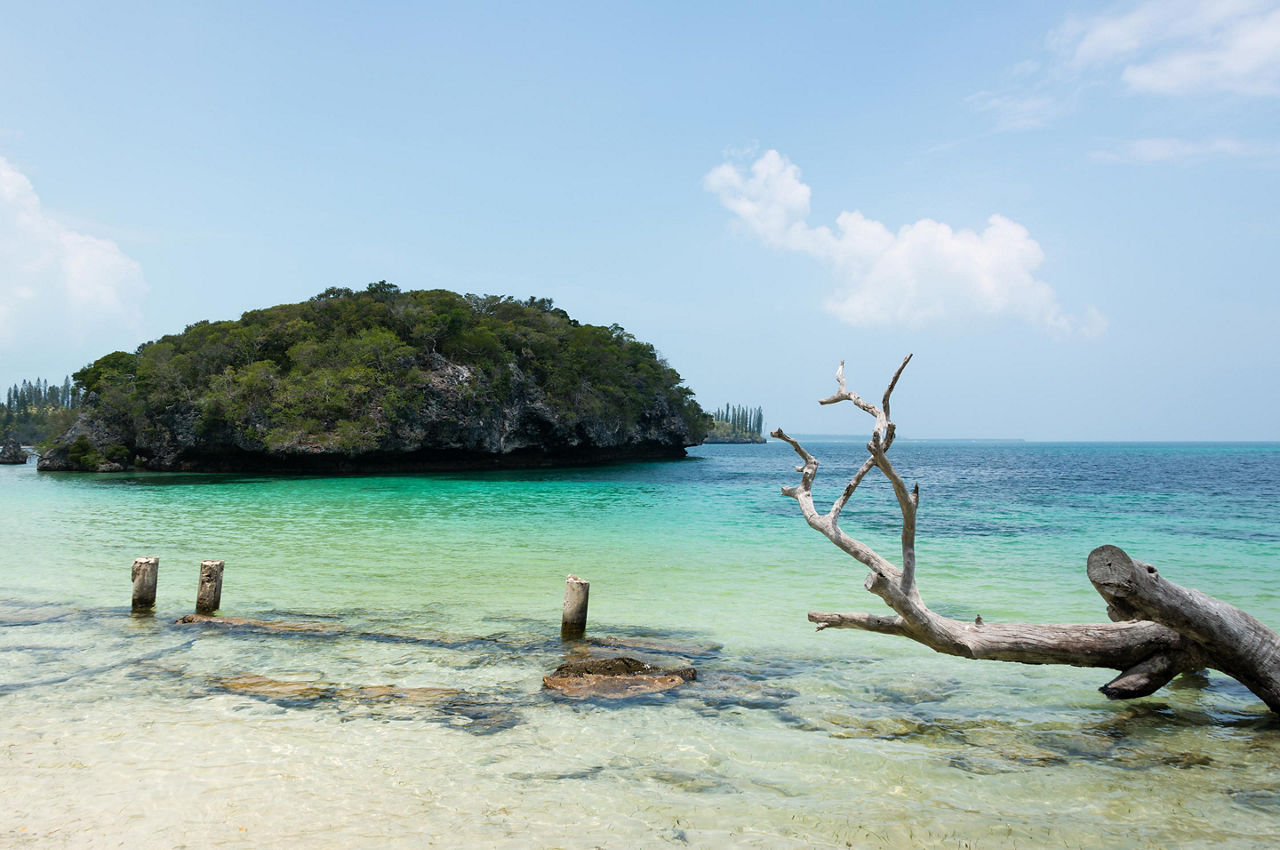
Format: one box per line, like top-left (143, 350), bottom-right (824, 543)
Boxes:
top-left (37, 287), bottom-right (707, 473)
top-left (542, 656), bottom-right (697, 698)
top-left (0, 437), bottom-right (27, 464)
top-left (34, 398), bottom-right (133, 471)
top-left (39, 357), bottom-right (700, 472)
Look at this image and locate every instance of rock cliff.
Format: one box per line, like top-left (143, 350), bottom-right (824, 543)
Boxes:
top-left (0, 437), bottom-right (27, 464)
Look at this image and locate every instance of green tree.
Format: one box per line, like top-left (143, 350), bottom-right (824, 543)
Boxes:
top-left (42, 284), bottom-right (707, 469)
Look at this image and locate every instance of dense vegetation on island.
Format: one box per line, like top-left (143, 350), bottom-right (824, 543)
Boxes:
top-left (39, 283), bottom-right (708, 472)
top-left (704, 404), bottom-right (766, 444)
top-left (2, 377), bottom-right (82, 445)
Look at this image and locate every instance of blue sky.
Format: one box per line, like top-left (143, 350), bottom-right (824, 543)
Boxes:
top-left (1, 1), bottom-right (1277, 439)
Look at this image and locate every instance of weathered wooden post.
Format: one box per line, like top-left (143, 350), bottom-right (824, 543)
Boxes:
top-left (196, 560), bottom-right (225, 615)
top-left (131, 557), bottom-right (159, 612)
top-left (561, 574), bottom-right (589, 640)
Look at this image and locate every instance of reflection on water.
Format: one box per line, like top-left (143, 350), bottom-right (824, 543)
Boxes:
top-left (3, 443), bottom-right (1280, 846)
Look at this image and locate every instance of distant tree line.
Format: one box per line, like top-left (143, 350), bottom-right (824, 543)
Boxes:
top-left (712, 404), bottom-right (764, 437)
top-left (2, 376), bottom-right (82, 443)
top-left (704, 403), bottom-right (766, 443)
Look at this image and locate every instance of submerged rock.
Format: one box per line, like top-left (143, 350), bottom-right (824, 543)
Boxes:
top-left (175, 612), bottom-right (338, 634)
top-left (211, 672), bottom-right (462, 707)
top-left (543, 655), bottom-right (697, 699)
top-left (209, 672), bottom-right (519, 734)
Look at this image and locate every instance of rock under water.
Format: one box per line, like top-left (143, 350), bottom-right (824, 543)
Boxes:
top-left (543, 656), bottom-right (698, 699)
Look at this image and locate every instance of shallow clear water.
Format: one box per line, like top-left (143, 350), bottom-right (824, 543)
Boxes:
top-left (3, 441), bottom-right (1280, 847)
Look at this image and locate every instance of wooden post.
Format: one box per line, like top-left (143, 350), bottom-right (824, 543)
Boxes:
top-left (131, 557), bottom-right (159, 611)
top-left (561, 574), bottom-right (589, 641)
top-left (196, 560), bottom-right (225, 615)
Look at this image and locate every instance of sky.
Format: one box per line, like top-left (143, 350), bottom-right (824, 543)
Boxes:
top-left (1, 0), bottom-right (1277, 440)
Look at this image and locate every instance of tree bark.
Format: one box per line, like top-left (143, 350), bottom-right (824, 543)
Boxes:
top-left (778, 356), bottom-right (1280, 715)
top-left (561, 574), bottom-right (589, 641)
top-left (131, 556), bottom-right (159, 612)
top-left (1087, 545), bottom-right (1280, 712)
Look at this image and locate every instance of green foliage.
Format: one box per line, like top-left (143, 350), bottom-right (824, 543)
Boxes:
top-left (73, 352), bottom-right (138, 395)
top-left (2, 375), bottom-right (82, 444)
top-left (104, 444), bottom-right (133, 465)
top-left (67, 435), bottom-right (102, 469)
top-left (51, 285), bottom-right (706, 463)
top-left (706, 403), bottom-right (765, 443)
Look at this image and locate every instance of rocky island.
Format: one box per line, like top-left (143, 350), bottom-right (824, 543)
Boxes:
top-left (702, 403), bottom-right (766, 444)
top-left (38, 284), bottom-right (707, 473)
top-left (0, 436), bottom-right (27, 464)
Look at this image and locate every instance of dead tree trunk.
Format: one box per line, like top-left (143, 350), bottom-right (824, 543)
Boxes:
top-left (775, 355), bottom-right (1280, 714)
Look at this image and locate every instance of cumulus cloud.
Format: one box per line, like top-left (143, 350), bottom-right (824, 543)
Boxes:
top-left (705, 150), bottom-right (1104, 337)
top-left (0, 156), bottom-right (146, 351)
top-left (1053, 0), bottom-right (1280, 96)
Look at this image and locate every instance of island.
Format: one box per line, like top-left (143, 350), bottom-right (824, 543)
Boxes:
top-left (2, 378), bottom-right (80, 446)
top-left (0, 436), bottom-right (27, 464)
top-left (703, 403), bottom-right (766, 444)
top-left (38, 284), bottom-right (707, 472)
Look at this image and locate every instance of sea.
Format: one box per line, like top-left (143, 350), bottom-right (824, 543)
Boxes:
top-left (2, 440), bottom-right (1279, 848)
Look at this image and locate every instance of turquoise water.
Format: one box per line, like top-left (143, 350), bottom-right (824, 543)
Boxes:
top-left (3, 441), bottom-right (1280, 847)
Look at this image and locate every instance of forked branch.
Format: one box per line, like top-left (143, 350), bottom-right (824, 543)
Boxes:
top-left (777, 356), bottom-right (1280, 714)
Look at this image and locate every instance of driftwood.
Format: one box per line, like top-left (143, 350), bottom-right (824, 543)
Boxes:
top-left (775, 355), bottom-right (1280, 714)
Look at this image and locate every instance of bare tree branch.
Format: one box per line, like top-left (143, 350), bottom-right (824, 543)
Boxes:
top-left (773, 428), bottom-right (895, 578)
top-left (777, 355), bottom-right (1280, 714)
top-left (808, 608), bottom-right (1195, 668)
top-left (881, 353), bottom-right (913, 421)
top-left (810, 611), bottom-right (909, 635)
top-left (829, 456), bottom-right (876, 524)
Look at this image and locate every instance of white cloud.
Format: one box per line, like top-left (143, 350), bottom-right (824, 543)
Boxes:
top-left (705, 150), bottom-right (1105, 337)
top-left (1092, 136), bottom-right (1280, 161)
top-left (1055, 0), bottom-right (1280, 96)
top-left (0, 156), bottom-right (146, 351)
top-left (971, 2), bottom-right (1280, 136)
top-left (965, 91), bottom-right (1061, 131)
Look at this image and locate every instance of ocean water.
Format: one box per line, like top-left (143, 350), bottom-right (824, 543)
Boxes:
top-left (2, 440), bottom-right (1279, 848)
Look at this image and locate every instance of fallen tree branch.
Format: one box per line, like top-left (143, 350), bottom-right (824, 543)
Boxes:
top-left (776, 356), bottom-right (1280, 714)
top-left (1088, 545), bottom-right (1280, 712)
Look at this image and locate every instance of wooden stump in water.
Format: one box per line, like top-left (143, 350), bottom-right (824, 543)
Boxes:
top-left (131, 557), bottom-right (159, 612)
top-left (196, 560), bottom-right (225, 615)
top-left (561, 574), bottom-right (589, 640)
